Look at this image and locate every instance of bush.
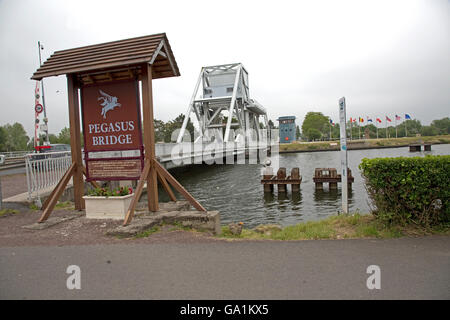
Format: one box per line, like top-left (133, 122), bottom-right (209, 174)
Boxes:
top-left (359, 155), bottom-right (450, 226)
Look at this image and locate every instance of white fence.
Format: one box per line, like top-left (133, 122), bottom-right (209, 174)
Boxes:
top-left (0, 151), bottom-right (30, 159)
top-left (25, 151), bottom-right (72, 202)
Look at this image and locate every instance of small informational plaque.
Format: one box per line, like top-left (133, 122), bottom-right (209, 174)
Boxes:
top-left (87, 158), bottom-right (142, 181)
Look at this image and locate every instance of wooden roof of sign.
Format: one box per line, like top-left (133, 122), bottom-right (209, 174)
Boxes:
top-left (31, 33), bottom-right (180, 82)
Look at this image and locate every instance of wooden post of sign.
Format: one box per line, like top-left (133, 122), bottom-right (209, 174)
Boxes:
top-left (141, 64), bottom-right (159, 212)
top-left (68, 74), bottom-right (85, 210)
top-left (123, 158), bottom-right (151, 225)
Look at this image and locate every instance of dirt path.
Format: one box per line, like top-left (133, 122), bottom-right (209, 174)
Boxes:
top-left (0, 203), bottom-right (223, 247)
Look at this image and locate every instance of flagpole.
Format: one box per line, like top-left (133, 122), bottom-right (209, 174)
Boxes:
top-left (37, 41), bottom-right (49, 145)
top-left (376, 121), bottom-right (378, 139)
top-left (358, 119), bottom-right (361, 140)
top-left (350, 119), bottom-right (352, 140)
top-left (395, 116), bottom-right (398, 138)
top-left (385, 117), bottom-right (388, 138)
top-left (329, 120), bottom-right (332, 140)
top-left (405, 120), bottom-right (408, 137)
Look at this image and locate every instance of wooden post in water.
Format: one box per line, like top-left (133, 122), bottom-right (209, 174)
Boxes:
top-left (263, 166), bottom-right (274, 193)
top-left (291, 168), bottom-right (300, 192)
top-left (329, 168), bottom-right (338, 190)
top-left (277, 168), bottom-right (287, 193)
top-left (347, 168), bottom-right (353, 189)
top-left (314, 168), bottom-right (323, 190)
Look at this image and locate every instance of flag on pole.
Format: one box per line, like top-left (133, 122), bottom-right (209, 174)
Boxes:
top-left (329, 119), bottom-right (335, 126)
top-left (376, 118), bottom-right (382, 123)
top-left (386, 116), bottom-right (392, 122)
top-left (359, 117), bottom-right (364, 123)
top-left (405, 114), bottom-right (411, 120)
top-left (395, 114), bottom-right (401, 121)
top-left (367, 117), bottom-right (373, 123)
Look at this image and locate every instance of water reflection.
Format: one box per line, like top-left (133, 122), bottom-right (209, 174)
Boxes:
top-left (291, 191), bottom-right (302, 206)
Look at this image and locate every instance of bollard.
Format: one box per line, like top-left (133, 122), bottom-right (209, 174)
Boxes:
top-left (291, 168), bottom-right (300, 192)
top-left (277, 168), bottom-right (287, 193)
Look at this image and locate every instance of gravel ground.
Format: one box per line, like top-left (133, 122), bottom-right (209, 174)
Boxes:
top-left (0, 202), bottom-right (222, 247)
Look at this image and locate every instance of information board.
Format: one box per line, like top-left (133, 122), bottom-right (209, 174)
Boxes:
top-left (81, 79), bottom-right (144, 181)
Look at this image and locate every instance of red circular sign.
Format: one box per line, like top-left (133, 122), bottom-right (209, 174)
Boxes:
top-left (35, 104), bottom-right (43, 114)
top-left (285, 137), bottom-right (289, 141)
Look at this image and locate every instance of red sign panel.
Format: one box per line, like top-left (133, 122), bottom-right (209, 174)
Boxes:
top-left (81, 80), bottom-right (142, 152)
top-left (81, 79), bottom-right (144, 181)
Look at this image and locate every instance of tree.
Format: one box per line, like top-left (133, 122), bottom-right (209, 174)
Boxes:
top-left (57, 127), bottom-right (71, 145)
top-left (330, 123), bottom-right (340, 139)
top-left (306, 128), bottom-right (322, 141)
top-left (0, 126), bottom-right (6, 151)
top-left (431, 117), bottom-right (450, 135)
top-left (153, 119), bottom-right (166, 142)
top-left (164, 114), bottom-right (195, 142)
top-left (421, 125), bottom-right (439, 136)
top-left (296, 125), bottom-right (301, 139)
top-left (2, 123), bottom-right (29, 151)
top-left (396, 119), bottom-right (421, 137)
top-left (301, 112), bottom-right (329, 140)
top-left (48, 134), bottom-right (59, 144)
top-left (268, 119), bottom-right (277, 129)
top-left (152, 114), bottom-right (196, 143)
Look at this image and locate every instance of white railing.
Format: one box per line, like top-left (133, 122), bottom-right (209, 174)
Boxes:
top-left (25, 151), bottom-right (72, 203)
top-left (0, 151), bottom-right (30, 159)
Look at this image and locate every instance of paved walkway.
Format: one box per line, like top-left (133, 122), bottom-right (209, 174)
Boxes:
top-left (0, 236), bottom-right (448, 299)
top-left (0, 173), bottom-right (28, 199)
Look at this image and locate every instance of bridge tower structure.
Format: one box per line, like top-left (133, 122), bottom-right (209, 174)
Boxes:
top-left (176, 63), bottom-right (269, 146)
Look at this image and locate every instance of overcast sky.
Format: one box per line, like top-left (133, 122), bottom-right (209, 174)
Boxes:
top-left (0, 0), bottom-right (449, 137)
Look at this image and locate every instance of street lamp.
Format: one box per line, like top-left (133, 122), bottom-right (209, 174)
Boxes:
top-left (37, 41), bottom-right (49, 145)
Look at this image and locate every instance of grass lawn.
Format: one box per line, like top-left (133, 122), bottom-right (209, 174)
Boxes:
top-left (219, 213), bottom-right (450, 240)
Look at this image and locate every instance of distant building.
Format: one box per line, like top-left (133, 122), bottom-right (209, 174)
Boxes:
top-left (277, 116), bottom-right (296, 143)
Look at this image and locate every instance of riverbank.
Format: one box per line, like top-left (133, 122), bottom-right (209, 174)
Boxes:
top-left (279, 134), bottom-right (450, 153)
top-left (1, 202), bottom-right (448, 247)
top-left (220, 213), bottom-right (450, 241)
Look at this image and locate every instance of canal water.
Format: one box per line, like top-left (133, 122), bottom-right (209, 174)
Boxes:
top-left (153, 144), bottom-right (450, 228)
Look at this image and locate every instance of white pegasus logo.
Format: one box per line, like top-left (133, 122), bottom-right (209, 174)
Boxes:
top-left (98, 90), bottom-right (121, 119)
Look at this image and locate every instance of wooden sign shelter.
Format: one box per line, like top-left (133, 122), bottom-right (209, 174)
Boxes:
top-left (31, 33), bottom-right (206, 225)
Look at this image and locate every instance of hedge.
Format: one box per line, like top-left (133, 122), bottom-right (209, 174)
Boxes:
top-left (359, 155), bottom-right (450, 226)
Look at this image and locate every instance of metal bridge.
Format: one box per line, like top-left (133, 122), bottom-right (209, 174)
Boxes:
top-left (177, 63), bottom-right (269, 146)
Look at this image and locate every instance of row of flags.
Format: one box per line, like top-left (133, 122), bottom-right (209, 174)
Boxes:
top-left (330, 114), bottom-right (412, 126)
